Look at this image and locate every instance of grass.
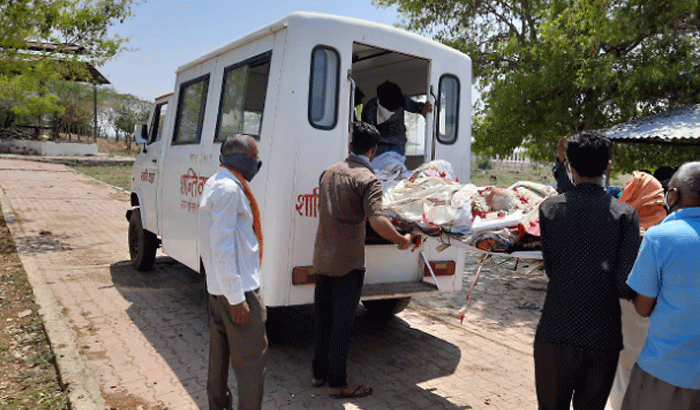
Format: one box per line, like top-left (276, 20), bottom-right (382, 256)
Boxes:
top-left (470, 163), bottom-right (553, 187)
top-left (470, 161), bottom-right (630, 189)
top-left (70, 164), bottom-right (132, 191)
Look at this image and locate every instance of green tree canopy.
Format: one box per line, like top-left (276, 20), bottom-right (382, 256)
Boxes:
top-left (114, 94), bottom-right (150, 136)
top-left (0, 0), bottom-right (137, 116)
top-left (375, 0), bottom-right (700, 171)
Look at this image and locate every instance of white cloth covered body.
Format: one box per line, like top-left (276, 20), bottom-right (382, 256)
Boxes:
top-left (381, 160), bottom-right (556, 235)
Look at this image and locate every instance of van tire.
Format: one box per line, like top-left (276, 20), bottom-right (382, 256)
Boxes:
top-left (362, 297), bottom-right (411, 317)
top-left (128, 208), bottom-right (158, 271)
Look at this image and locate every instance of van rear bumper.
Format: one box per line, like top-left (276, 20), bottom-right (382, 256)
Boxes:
top-left (361, 281), bottom-right (438, 301)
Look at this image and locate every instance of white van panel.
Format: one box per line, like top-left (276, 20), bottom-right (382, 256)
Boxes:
top-left (131, 12), bottom-right (472, 308)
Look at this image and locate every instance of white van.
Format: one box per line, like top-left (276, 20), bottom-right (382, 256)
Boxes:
top-left (127, 12), bottom-right (472, 316)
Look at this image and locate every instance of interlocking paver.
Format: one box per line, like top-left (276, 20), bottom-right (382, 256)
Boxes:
top-left (0, 157), bottom-right (548, 410)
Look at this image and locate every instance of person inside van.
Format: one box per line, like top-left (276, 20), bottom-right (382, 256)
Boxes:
top-left (353, 86), bottom-right (365, 122)
top-left (361, 80), bottom-right (432, 157)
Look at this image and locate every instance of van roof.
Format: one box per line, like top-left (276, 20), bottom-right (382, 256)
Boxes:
top-left (176, 11), bottom-right (464, 74)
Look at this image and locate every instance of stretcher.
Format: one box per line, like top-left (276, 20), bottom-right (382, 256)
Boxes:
top-left (447, 234), bottom-right (647, 410)
top-left (426, 233), bottom-right (544, 323)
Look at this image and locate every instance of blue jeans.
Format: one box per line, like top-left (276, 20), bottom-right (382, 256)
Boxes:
top-left (375, 142), bottom-right (405, 157)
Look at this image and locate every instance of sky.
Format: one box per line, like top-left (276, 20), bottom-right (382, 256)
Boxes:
top-left (100, 0), bottom-right (404, 101)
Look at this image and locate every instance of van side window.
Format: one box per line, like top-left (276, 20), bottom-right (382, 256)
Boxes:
top-left (308, 46), bottom-right (340, 130)
top-left (436, 74), bottom-right (460, 145)
top-left (149, 101), bottom-right (168, 144)
top-left (215, 52), bottom-right (272, 142)
top-left (172, 75), bottom-right (210, 144)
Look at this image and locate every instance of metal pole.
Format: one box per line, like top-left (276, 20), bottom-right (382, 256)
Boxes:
top-left (93, 83), bottom-right (97, 141)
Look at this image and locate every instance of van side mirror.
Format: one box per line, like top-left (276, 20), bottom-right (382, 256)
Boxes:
top-left (134, 124), bottom-right (148, 145)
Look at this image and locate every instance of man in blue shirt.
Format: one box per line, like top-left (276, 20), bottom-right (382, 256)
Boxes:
top-left (622, 161), bottom-right (700, 410)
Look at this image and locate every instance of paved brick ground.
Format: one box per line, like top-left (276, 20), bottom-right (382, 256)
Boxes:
top-left (0, 157), bottom-right (540, 410)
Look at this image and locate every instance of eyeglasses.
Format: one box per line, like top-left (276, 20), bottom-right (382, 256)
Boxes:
top-left (665, 187), bottom-right (677, 200)
top-left (665, 187), bottom-right (680, 207)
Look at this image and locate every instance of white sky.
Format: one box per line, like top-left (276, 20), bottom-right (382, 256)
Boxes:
top-left (99, 0), bottom-right (403, 101)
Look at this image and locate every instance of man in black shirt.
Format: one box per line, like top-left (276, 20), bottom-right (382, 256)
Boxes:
top-left (536, 132), bottom-right (640, 410)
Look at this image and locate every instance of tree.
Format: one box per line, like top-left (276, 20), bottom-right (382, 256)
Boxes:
top-left (48, 81), bottom-right (94, 140)
top-left (0, 0), bottom-right (137, 117)
top-left (375, 0), bottom-right (700, 171)
top-left (113, 96), bottom-right (151, 149)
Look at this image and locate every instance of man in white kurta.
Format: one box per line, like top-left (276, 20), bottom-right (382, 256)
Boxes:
top-left (198, 135), bottom-right (267, 410)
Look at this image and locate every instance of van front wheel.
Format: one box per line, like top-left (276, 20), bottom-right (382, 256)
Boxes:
top-left (362, 297), bottom-right (411, 318)
top-left (128, 208), bottom-right (158, 271)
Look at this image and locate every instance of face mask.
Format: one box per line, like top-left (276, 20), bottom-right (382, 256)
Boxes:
top-left (220, 154), bottom-right (262, 182)
top-left (566, 163), bottom-right (573, 182)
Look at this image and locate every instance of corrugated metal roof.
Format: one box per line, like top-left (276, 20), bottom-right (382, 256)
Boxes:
top-left (603, 104), bottom-right (700, 144)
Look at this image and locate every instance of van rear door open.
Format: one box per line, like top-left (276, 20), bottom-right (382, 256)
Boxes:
top-left (427, 52), bottom-right (471, 182)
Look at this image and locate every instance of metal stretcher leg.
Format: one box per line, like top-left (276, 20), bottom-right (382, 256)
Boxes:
top-left (458, 253), bottom-right (490, 323)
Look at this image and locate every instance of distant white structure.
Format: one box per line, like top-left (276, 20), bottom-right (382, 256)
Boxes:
top-left (491, 146), bottom-right (532, 168)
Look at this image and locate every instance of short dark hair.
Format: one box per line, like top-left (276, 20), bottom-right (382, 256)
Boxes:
top-left (653, 166), bottom-right (675, 182)
top-left (376, 81), bottom-right (404, 111)
top-left (350, 122), bottom-right (380, 155)
top-left (566, 131), bottom-right (611, 178)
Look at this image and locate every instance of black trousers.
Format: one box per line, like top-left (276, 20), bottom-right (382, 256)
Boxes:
top-left (312, 269), bottom-right (365, 388)
top-left (534, 336), bottom-right (619, 410)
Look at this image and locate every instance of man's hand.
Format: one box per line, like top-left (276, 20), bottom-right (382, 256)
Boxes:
top-left (397, 233), bottom-right (412, 250)
top-left (230, 300), bottom-right (251, 324)
top-left (421, 102), bottom-right (433, 117)
top-left (369, 215), bottom-right (415, 250)
top-left (556, 137), bottom-right (567, 163)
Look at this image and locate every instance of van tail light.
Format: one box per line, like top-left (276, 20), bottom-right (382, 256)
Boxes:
top-left (424, 261), bottom-right (456, 277)
top-left (292, 266), bottom-right (316, 285)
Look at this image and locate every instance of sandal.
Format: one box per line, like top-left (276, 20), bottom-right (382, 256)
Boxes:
top-left (517, 302), bottom-right (540, 310)
top-left (311, 377), bottom-right (326, 387)
top-left (329, 384), bottom-right (373, 399)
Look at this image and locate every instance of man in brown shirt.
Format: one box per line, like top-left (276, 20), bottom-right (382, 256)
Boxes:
top-left (312, 122), bottom-right (412, 399)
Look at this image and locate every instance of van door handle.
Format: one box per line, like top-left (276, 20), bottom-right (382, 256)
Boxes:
top-left (151, 159), bottom-right (157, 163)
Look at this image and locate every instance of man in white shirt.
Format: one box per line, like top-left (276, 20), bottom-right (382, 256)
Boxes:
top-left (198, 134), bottom-right (267, 410)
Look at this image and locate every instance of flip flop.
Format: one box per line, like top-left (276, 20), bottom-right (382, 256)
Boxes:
top-left (311, 377), bottom-right (326, 387)
top-left (329, 384), bottom-right (373, 399)
top-left (517, 302), bottom-right (540, 310)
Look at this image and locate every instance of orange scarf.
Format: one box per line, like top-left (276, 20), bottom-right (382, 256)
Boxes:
top-left (620, 171), bottom-right (666, 230)
top-left (221, 164), bottom-right (263, 263)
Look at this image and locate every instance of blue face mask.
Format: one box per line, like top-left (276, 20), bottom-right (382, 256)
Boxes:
top-left (220, 154), bottom-right (262, 182)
